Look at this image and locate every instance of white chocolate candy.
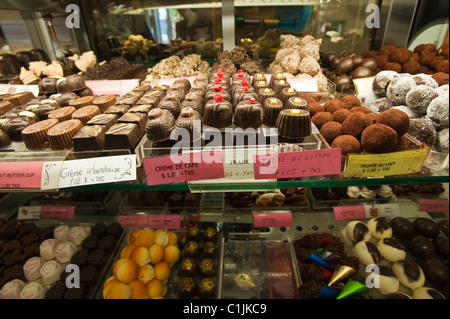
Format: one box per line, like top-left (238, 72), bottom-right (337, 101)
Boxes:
top-left (69, 226), bottom-right (90, 246)
top-left (412, 287), bottom-right (446, 299)
top-left (54, 241), bottom-right (78, 263)
top-left (20, 282), bottom-right (48, 299)
top-left (372, 265), bottom-right (399, 295)
top-left (54, 225), bottom-right (70, 242)
top-left (0, 279), bottom-right (26, 299)
top-left (23, 257), bottom-right (45, 281)
top-left (353, 241), bottom-right (382, 265)
top-left (377, 238), bottom-right (406, 262)
top-left (39, 238), bottom-right (60, 261)
top-left (40, 260), bottom-right (65, 285)
top-left (367, 218), bottom-right (393, 240)
top-left (345, 220), bottom-right (371, 242)
top-left (392, 260), bottom-right (425, 289)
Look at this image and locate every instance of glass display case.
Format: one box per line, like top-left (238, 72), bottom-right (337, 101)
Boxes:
top-left (0, 0), bottom-right (448, 301)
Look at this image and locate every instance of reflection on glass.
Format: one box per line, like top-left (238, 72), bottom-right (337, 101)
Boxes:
top-left (0, 10), bottom-right (33, 54)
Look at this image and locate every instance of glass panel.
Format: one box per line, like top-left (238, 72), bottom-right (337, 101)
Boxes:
top-left (81, 1), bottom-right (223, 63)
top-left (0, 10), bottom-right (33, 54)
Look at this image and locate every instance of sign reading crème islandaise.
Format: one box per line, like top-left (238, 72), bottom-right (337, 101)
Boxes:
top-left (41, 155), bottom-right (137, 190)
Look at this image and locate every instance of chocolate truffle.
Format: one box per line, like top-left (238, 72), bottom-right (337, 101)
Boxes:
top-left (276, 109), bottom-right (312, 140)
top-left (323, 99), bottom-right (345, 113)
top-left (307, 103), bottom-right (324, 117)
top-left (391, 217), bottom-right (416, 238)
top-left (334, 74), bottom-right (352, 91)
top-left (331, 135), bottom-right (361, 154)
top-left (407, 235), bottom-right (436, 259)
top-left (361, 124), bottom-right (398, 154)
top-left (332, 108), bottom-right (352, 124)
top-left (320, 121), bottom-right (342, 144)
top-left (199, 258), bottom-right (217, 277)
top-left (234, 98), bottom-right (263, 129)
top-left (433, 236), bottom-right (449, 259)
top-left (0, 129), bottom-right (12, 147)
top-left (47, 119), bottom-right (83, 150)
top-left (181, 92), bottom-right (204, 116)
top-left (38, 77), bottom-right (58, 94)
top-left (178, 258), bottom-right (197, 277)
top-left (203, 95), bottom-right (233, 129)
top-left (422, 259), bottom-right (448, 287)
top-left (57, 75), bottom-right (86, 93)
top-left (342, 112), bottom-right (372, 138)
top-left (372, 71), bottom-right (398, 97)
top-left (376, 109), bottom-right (410, 136)
top-left (340, 95), bottom-right (361, 109)
top-left (257, 88), bottom-right (276, 104)
top-left (311, 112), bottom-right (333, 130)
top-left (182, 241), bottom-right (200, 258)
top-left (279, 87), bottom-right (298, 105)
top-left (427, 95), bottom-right (449, 129)
top-left (145, 108), bottom-right (175, 143)
top-left (386, 75), bottom-right (416, 105)
top-left (414, 218), bottom-right (440, 239)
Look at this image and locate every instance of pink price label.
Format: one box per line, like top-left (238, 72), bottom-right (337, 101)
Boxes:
top-left (143, 154), bottom-right (187, 186)
top-left (40, 206), bottom-right (75, 219)
top-left (0, 162), bottom-right (44, 190)
top-left (418, 199), bottom-right (449, 213)
top-left (253, 149), bottom-right (342, 180)
top-left (333, 205), bottom-right (366, 221)
top-left (143, 151), bottom-right (225, 186)
top-left (118, 215), bottom-right (149, 228)
top-left (254, 211), bottom-right (292, 228)
top-left (85, 79), bottom-right (139, 95)
top-left (287, 78), bottom-right (318, 92)
top-left (148, 215), bottom-right (181, 229)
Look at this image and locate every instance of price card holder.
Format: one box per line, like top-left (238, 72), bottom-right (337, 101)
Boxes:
top-left (344, 148), bottom-right (430, 178)
top-left (352, 76), bottom-right (375, 95)
top-left (17, 206), bottom-right (75, 220)
top-left (0, 162), bottom-right (45, 190)
top-left (148, 214), bottom-right (181, 229)
top-left (118, 214), bottom-right (149, 228)
top-left (418, 199), bottom-right (449, 213)
top-left (333, 205), bottom-right (366, 221)
top-left (41, 154), bottom-right (137, 190)
top-left (287, 78), bottom-right (318, 92)
top-left (253, 211), bottom-right (292, 228)
top-left (84, 79), bottom-right (139, 95)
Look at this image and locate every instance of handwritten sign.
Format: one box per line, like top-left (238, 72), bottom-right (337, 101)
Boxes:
top-left (0, 84), bottom-right (39, 97)
top-left (253, 149), bottom-right (342, 180)
top-left (253, 211), bottom-right (292, 228)
top-left (344, 149), bottom-right (429, 177)
top-left (287, 78), bottom-right (318, 92)
top-left (41, 155), bottom-right (136, 190)
top-left (148, 215), bottom-right (181, 229)
top-left (84, 79), bottom-right (139, 96)
top-left (418, 199), bottom-right (449, 213)
top-left (223, 148), bottom-right (258, 180)
top-left (333, 205), bottom-right (366, 221)
top-left (0, 162), bottom-right (44, 190)
top-left (118, 214), bottom-right (149, 228)
top-left (143, 151), bottom-right (225, 186)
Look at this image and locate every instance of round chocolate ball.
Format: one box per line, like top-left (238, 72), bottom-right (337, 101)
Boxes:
top-left (433, 237), bottom-right (449, 259)
top-left (323, 52), bottom-right (338, 66)
top-left (391, 217), bottom-right (415, 238)
top-left (360, 58), bottom-right (378, 72)
top-left (376, 109), bottom-right (410, 136)
top-left (334, 74), bottom-right (352, 91)
top-left (414, 218), bottom-right (440, 239)
top-left (351, 66), bottom-right (373, 79)
top-left (422, 259), bottom-right (448, 287)
top-left (336, 57), bottom-right (355, 75)
top-left (407, 235), bottom-right (436, 259)
top-left (329, 56), bottom-right (342, 70)
top-left (331, 135), bottom-right (361, 155)
top-left (361, 124), bottom-right (398, 154)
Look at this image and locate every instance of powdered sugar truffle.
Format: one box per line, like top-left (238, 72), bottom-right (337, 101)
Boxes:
top-left (427, 95), bottom-right (449, 129)
top-left (372, 71), bottom-right (398, 97)
top-left (386, 75), bottom-right (416, 105)
top-left (412, 73), bottom-right (439, 88)
top-left (405, 85), bottom-right (439, 116)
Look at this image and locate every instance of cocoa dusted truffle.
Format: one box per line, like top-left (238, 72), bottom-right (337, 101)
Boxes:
top-left (342, 112), bottom-right (372, 138)
top-left (361, 124), bottom-right (398, 154)
top-left (332, 108), bottom-right (352, 124)
top-left (331, 135), bottom-right (361, 155)
top-left (376, 109), bottom-right (410, 136)
top-left (323, 99), bottom-right (346, 113)
top-left (311, 112), bottom-right (333, 130)
top-left (320, 121), bottom-right (342, 144)
top-left (340, 95), bottom-right (361, 109)
top-left (308, 103), bottom-right (325, 117)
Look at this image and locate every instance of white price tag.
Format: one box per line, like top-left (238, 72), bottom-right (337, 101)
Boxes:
top-left (41, 155), bottom-right (136, 190)
top-left (364, 203), bottom-right (400, 218)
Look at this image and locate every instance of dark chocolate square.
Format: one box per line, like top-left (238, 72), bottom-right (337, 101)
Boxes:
top-left (87, 113), bottom-right (118, 130)
top-left (118, 112), bottom-right (147, 133)
top-left (73, 125), bottom-right (107, 151)
top-left (104, 123), bottom-right (141, 149)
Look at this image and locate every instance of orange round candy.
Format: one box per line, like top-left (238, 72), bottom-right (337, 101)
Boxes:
top-left (116, 260), bottom-right (139, 284)
top-left (105, 283), bottom-right (131, 299)
top-left (120, 244), bottom-right (136, 259)
top-left (149, 244), bottom-right (164, 264)
top-left (130, 246), bottom-right (151, 266)
top-left (146, 278), bottom-right (164, 298)
top-left (138, 264), bottom-right (156, 284)
top-left (128, 280), bottom-right (149, 299)
top-left (136, 229), bottom-right (155, 248)
top-left (164, 245), bottom-right (180, 264)
top-left (154, 261), bottom-right (171, 282)
top-left (127, 229), bottom-right (143, 245)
